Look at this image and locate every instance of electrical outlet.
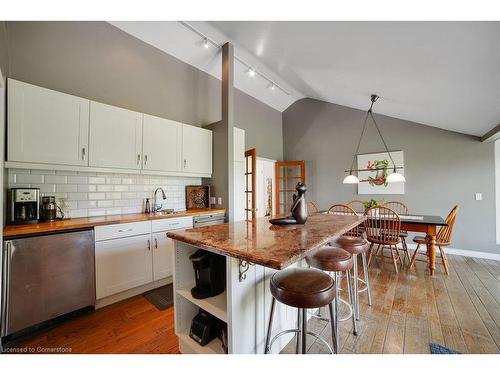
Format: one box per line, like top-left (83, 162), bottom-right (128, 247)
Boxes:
top-left (475, 193), bottom-right (483, 201)
top-left (217, 197), bottom-right (222, 205)
top-left (210, 197), bottom-right (216, 205)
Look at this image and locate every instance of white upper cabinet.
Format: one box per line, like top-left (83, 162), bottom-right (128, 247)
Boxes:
top-left (143, 114), bottom-right (182, 173)
top-left (182, 125), bottom-right (212, 175)
top-left (7, 79), bottom-right (90, 166)
top-left (89, 101), bottom-right (143, 170)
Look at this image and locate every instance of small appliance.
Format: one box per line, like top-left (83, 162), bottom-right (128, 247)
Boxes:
top-left (189, 309), bottom-right (219, 346)
top-left (8, 188), bottom-right (40, 224)
top-left (40, 196), bottom-right (64, 222)
top-left (189, 249), bottom-right (226, 299)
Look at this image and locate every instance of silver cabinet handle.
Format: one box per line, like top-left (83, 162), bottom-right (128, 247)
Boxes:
top-left (144, 154), bottom-right (148, 165)
top-left (183, 159), bottom-right (187, 169)
top-left (169, 222), bottom-right (180, 226)
top-left (137, 154), bottom-right (141, 165)
top-left (147, 239), bottom-right (151, 251)
top-left (118, 228), bottom-right (133, 233)
top-left (82, 147), bottom-right (86, 161)
top-left (154, 238), bottom-right (158, 248)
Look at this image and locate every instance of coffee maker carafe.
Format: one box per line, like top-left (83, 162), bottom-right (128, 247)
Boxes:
top-left (9, 188), bottom-right (40, 224)
top-left (41, 196), bottom-right (64, 222)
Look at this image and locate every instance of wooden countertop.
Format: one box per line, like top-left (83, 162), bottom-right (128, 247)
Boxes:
top-left (167, 213), bottom-right (366, 270)
top-left (3, 208), bottom-right (225, 239)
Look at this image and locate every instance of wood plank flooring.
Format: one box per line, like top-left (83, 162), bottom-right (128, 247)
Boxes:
top-left (8, 254), bottom-right (500, 354)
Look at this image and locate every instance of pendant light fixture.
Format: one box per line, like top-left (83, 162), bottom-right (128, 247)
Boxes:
top-left (343, 94), bottom-right (406, 184)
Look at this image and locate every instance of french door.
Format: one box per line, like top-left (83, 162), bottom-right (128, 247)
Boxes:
top-left (275, 161), bottom-right (306, 216)
top-left (245, 149), bottom-right (257, 220)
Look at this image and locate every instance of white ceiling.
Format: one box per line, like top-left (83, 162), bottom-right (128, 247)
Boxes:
top-left (112, 21), bottom-right (500, 136)
top-left (110, 21), bottom-right (303, 112)
top-left (209, 21), bottom-right (500, 137)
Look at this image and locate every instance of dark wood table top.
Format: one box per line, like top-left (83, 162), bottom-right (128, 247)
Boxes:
top-left (168, 213), bottom-right (366, 270)
top-left (324, 211), bottom-right (448, 227)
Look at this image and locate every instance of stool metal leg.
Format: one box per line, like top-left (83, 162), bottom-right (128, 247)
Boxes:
top-left (346, 269), bottom-right (358, 335)
top-left (361, 253), bottom-right (372, 306)
top-left (295, 308), bottom-right (301, 354)
top-left (301, 309), bottom-right (307, 354)
top-left (353, 254), bottom-right (360, 321)
top-left (264, 297), bottom-right (276, 354)
top-left (333, 272), bottom-right (340, 353)
top-left (328, 302), bottom-right (338, 354)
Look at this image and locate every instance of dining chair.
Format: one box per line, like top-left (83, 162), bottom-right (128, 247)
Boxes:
top-left (382, 201), bottom-right (411, 265)
top-left (409, 205), bottom-right (459, 275)
top-left (365, 206), bottom-right (402, 273)
top-left (327, 204), bottom-right (362, 238)
top-left (307, 201), bottom-right (320, 214)
top-left (346, 200), bottom-right (365, 214)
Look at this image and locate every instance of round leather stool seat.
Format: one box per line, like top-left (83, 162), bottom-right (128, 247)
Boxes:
top-left (333, 236), bottom-right (370, 254)
top-left (270, 268), bottom-right (335, 309)
top-left (306, 246), bottom-right (353, 273)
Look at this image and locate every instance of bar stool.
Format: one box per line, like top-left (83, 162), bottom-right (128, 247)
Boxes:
top-left (305, 246), bottom-right (357, 349)
top-left (264, 268), bottom-right (337, 354)
top-left (332, 236), bottom-right (372, 322)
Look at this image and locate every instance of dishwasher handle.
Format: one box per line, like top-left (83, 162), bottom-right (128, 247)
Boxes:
top-left (1, 241), bottom-right (12, 337)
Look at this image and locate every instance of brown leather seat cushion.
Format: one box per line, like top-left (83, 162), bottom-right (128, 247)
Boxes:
top-left (270, 268), bottom-right (335, 309)
top-left (413, 235), bottom-right (449, 247)
top-left (333, 236), bottom-right (370, 254)
top-left (306, 246), bottom-right (353, 272)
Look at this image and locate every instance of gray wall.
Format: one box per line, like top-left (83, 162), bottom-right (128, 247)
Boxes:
top-left (3, 21), bottom-right (283, 160)
top-left (283, 98), bottom-right (498, 254)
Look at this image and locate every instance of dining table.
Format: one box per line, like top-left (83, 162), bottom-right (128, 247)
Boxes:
top-left (327, 211), bottom-right (448, 276)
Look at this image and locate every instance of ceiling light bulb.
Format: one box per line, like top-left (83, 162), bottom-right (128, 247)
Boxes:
top-left (247, 69), bottom-right (256, 77)
top-left (386, 168), bottom-right (406, 183)
top-left (343, 174), bottom-right (359, 184)
top-left (203, 38), bottom-right (209, 49)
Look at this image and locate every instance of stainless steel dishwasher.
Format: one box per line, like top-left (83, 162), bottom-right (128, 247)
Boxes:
top-left (1, 229), bottom-right (95, 337)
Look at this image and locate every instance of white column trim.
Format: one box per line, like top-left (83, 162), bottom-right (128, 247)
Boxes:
top-left (496, 139), bottom-right (500, 244)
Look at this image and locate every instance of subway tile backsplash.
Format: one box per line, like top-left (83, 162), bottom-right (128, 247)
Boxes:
top-left (7, 169), bottom-right (201, 218)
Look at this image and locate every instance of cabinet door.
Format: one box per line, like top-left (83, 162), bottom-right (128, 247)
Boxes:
top-left (89, 101), bottom-right (143, 169)
top-left (143, 114), bottom-right (182, 172)
top-left (152, 232), bottom-right (174, 281)
top-left (95, 234), bottom-right (153, 299)
top-left (7, 79), bottom-right (90, 166)
top-left (182, 125), bottom-right (212, 175)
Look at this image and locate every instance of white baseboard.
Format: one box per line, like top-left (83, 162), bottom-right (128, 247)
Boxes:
top-left (406, 243), bottom-right (500, 261)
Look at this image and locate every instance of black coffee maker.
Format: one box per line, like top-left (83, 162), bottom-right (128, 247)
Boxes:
top-left (189, 250), bottom-right (226, 299)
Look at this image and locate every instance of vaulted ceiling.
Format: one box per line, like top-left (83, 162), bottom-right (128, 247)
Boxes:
top-left (113, 21), bottom-right (500, 137)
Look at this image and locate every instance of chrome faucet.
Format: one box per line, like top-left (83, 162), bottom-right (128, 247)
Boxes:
top-left (153, 187), bottom-right (167, 213)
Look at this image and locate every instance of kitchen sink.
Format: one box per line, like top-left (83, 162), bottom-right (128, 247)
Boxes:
top-left (151, 209), bottom-right (176, 216)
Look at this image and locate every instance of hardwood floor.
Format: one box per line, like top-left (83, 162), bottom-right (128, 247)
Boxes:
top-left (8, 254), bottom-right (500, 354)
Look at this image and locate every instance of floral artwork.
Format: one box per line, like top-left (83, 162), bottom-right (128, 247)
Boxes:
top-left (357, 151), bottom-right (405, 195)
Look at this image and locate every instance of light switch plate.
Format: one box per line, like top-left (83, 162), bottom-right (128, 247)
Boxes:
top-left (210, 197), bottom-right (216, 205)
top-left (475, 193), bottom-right (483, 201)
top-left (217, 197), bottom-right (222, 205)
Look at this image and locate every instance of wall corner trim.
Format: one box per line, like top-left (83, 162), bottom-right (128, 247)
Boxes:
top-left (407, 243), bottom-right (500, 261)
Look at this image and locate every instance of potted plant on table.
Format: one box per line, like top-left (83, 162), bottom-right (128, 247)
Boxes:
top-left (363, 198), bottom-right (384, 214)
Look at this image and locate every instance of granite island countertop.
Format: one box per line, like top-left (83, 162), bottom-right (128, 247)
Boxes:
top-left (167, 213), bottom-right (366, 269)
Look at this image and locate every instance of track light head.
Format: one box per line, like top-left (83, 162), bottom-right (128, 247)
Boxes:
top-left (203, 38), bottom-right (209, 49)
top-left (247, 68), bottom-right (256, 77)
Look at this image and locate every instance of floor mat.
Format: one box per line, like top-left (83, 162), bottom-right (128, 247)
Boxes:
top-left (430, 342), bottom-right (461, 354)
top-left (143, 284), bottom-right (174, 311)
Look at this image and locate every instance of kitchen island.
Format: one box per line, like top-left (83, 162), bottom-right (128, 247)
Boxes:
top-left (167, 213), bottom-right (365, 354)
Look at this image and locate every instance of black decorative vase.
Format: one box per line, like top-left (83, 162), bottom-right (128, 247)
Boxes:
top-left (269, 182), bottom-right (308, 225)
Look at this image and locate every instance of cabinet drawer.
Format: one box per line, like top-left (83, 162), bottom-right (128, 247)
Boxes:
top-left (151, 216), bottom-right (193, 233)
top-left (95, 221), bottom-right (151, 241)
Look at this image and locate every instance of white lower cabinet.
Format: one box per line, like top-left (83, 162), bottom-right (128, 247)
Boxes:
top-left (95, 234), bottom-right (153, 299)
top-left (152, 231), bottom-right (174, 281)
top-left (95, 217), bottom-right (194, 301)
